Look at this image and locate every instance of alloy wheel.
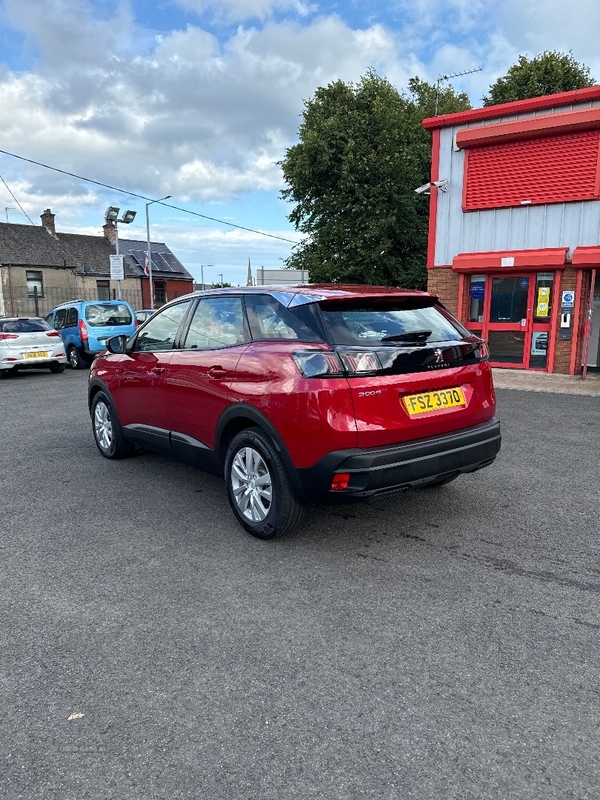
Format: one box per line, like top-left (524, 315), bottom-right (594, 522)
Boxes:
top-left (230, 446), bottom-right (273, 522)
top-left (93, 400), bottom-right (113, 453)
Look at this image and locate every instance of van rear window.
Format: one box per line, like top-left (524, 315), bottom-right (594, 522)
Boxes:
top-left (84, 304), bottom-right (133, 327)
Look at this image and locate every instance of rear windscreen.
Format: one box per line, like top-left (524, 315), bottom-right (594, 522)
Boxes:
top-left (84, 304), bottom-right (133, 327)
top-left (0, 319), bottom-right (51, 333)
top-left (319, 300), bottom-right (468, 346)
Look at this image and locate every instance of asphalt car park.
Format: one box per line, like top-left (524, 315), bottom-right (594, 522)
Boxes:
top-left (2, 369), bottom-right (600, 799)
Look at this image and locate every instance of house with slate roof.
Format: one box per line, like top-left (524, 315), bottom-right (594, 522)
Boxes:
top-left (0, 209), bottom-right (194, 317)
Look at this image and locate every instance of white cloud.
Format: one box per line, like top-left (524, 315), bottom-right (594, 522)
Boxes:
top-left (173, 0), bottom-right (314, 24)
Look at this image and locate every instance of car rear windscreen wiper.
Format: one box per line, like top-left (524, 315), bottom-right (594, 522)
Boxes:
top-left (380, 329), bottom-right (432, 343)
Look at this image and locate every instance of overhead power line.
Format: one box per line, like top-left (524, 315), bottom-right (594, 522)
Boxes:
top-left (0, 148), bottom-right (297, 245)
top-left (0, 173), bottom-right (35, 225)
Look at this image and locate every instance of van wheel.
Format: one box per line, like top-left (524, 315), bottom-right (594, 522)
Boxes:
top-left (49, 362), bottom-right (66, 373)
top-left (68, 347), bottom-right (86, 370)
top-left (91, 391), bottom-right (134, 459)
top-left (225, 427), bottom-right (305, 539)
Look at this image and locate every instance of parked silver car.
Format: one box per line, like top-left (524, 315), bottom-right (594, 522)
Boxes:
top-left (0, 317), bottom-right (67, 376)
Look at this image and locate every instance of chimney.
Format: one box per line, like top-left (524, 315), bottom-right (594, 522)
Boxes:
top-left (103, 220), bottom-right (116, 243)
top-left (41, 208), bottom-right (56, 236)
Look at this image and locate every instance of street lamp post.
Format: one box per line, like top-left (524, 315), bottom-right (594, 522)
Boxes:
top-left (218, 273), bottom-right (223, 288)
top-left (145, 195), bottom-right (172, 309)
top-left (105, 206), bottom-right (137, 298)
top-left (200, 265), bottom-right (214, 291)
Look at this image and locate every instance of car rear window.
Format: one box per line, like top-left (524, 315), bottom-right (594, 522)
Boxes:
top-left (0, 319), bottom-right (52, 333)
top-left (319, 299), bottom-right (468, 346)
top-left (84, 303), bottom-right (133, 327)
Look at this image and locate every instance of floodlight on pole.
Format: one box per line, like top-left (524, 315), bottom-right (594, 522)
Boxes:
top-left (106, 207), bottom-right (137, 298)
top-left (218, 273), bottom-right (224, 288)
top-left (145, 195), bottom-right (172, 309)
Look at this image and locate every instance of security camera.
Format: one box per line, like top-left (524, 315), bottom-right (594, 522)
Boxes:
top-left (414, 182), bottom-right (432, 194)
top-left (431, 179), bottom-right (448, 192)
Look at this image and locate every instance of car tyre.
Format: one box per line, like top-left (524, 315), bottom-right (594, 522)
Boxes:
top-left (68, 346), bottom-right (87, 370)
top-left (91, 390), bottom-right (134, 459)
top-left (49, 362), bottom-right (66, 374)
top-left (225, 427), bottom-right (305, 539)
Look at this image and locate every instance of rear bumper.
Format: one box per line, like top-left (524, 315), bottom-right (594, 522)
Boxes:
top-left (296, 417), bottom-right (501, 502)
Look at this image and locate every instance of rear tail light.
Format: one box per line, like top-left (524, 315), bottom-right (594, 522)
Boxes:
top-left (46, 330), bottom-right (61, 338)
top-left (78, 319), bottom-right (89, 341)
top-left (0, 333), bottom-right (19, 341)
top-left (292, 351), bottom-right (344, 378)
top-left (292, 349), bottom-right (384, 378)
top-left (476, 341), bottom-right (489, 360)
top-left (338, 351), bottom-right (382, 374)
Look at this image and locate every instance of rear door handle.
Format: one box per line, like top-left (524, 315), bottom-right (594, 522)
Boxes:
top-left (208, 366), bottom-right (227, 379)
top-left (150, 367), bottom-right (165, 375)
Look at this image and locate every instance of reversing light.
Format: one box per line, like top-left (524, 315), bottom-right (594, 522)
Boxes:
top-left (331, 473), bottom-right (350, 491)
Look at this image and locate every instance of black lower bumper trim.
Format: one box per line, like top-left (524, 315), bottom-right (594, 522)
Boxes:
top-left (296, 417), bottom-right (501, 502)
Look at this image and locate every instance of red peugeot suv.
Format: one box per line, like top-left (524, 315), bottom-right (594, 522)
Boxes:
top-left (88, 286), bottom-right (500, 539)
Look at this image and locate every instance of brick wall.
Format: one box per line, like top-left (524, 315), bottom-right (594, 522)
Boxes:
top-left (426, 268), bottom-right (460, 315)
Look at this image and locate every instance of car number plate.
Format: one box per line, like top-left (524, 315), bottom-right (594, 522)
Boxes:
top-left (24, 351), bottom-right (49, 359)
top-left (403, 387), bottom-right (466, 416)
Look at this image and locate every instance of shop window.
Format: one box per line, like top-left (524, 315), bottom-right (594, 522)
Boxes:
top-left (468, 275), bottom-right (486, 323)
top-left (463, 130), bottom-right (600, 211)
top-left (97, 280), bottom-right (110, 301)
top-left (26, 270), bottom-right (44, 297)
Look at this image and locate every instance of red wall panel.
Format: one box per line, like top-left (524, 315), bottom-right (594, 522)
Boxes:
top-left (463, 130), bottom-right (600, 211)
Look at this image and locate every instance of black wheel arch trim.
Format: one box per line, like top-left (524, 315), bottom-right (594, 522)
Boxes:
top-left (215, 404), bottom-right (306, 501)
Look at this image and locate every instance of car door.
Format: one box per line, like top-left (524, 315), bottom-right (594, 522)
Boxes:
top-left (112, 299), bottom-right (193, 450)
top-left (164, 295), bottom-right (250, 466)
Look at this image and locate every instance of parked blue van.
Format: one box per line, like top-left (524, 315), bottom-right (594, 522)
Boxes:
top-left (45, 299), bottom-right (136, 369)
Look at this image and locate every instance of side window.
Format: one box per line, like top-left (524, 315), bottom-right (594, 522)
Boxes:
top-left (133, 301), bottom-right (191, 352)
top-left (54, 309), bottom-right (68, 330)
top-left (66, 307), bottom-right (78, 327)
top-left (245, 295), bottom-right (321, 341)
top-left (183, 297), bottom-right (246, 350)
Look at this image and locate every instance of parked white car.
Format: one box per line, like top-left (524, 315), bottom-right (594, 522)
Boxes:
top-left (0, 316), bottom-right (67, 376)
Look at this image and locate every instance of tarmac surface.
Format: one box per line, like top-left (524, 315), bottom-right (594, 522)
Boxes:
top-left (492, 367), bottom-right (600, 395)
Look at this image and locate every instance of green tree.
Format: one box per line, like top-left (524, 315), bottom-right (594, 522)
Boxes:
top-left (280, 70), bottom-right (470, 288)
top-left (484, 50), bottom-right (594, 106)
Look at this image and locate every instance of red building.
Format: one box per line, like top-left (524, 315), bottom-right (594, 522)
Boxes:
top-left (423, 87), bottom-right (600, 375)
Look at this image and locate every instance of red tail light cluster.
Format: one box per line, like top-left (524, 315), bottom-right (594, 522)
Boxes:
top-left (0, 333), bottom-right (19, 341)
top-left (46, 330), bottom-right (61, 338)
top-left (78, 319), bottom-right (89, 341)
top-left (293, 350), bottom-right (382, 378)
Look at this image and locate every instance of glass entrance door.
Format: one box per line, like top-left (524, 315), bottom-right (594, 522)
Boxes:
top-left (486, 276), bottom-right (531, 366)
top-left (465, 273), bottom-right (554, 369)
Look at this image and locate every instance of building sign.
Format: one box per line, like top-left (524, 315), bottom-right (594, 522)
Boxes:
top-left (501, 257), bottom-right (515, 268)
top-left (561, 291), bottom-right (574, 309)
top-left (109, 255), bottom-right (124, 281)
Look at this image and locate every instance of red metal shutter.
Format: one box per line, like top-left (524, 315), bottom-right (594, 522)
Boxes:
top-left (463, 130), bottom-right (600, 211)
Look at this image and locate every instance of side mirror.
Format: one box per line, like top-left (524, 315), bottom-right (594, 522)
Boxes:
top-left (105, 334), bottom-right (129, 354)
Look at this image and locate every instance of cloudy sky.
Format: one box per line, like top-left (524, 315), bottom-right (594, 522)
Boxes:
top-left (0, 0), bottom-right (599, 286)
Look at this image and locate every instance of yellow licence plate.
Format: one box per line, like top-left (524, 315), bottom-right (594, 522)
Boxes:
top-left (24, 351), bottom-right (49, 359)
top-left (403, 387), bottom-right (466, 416)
